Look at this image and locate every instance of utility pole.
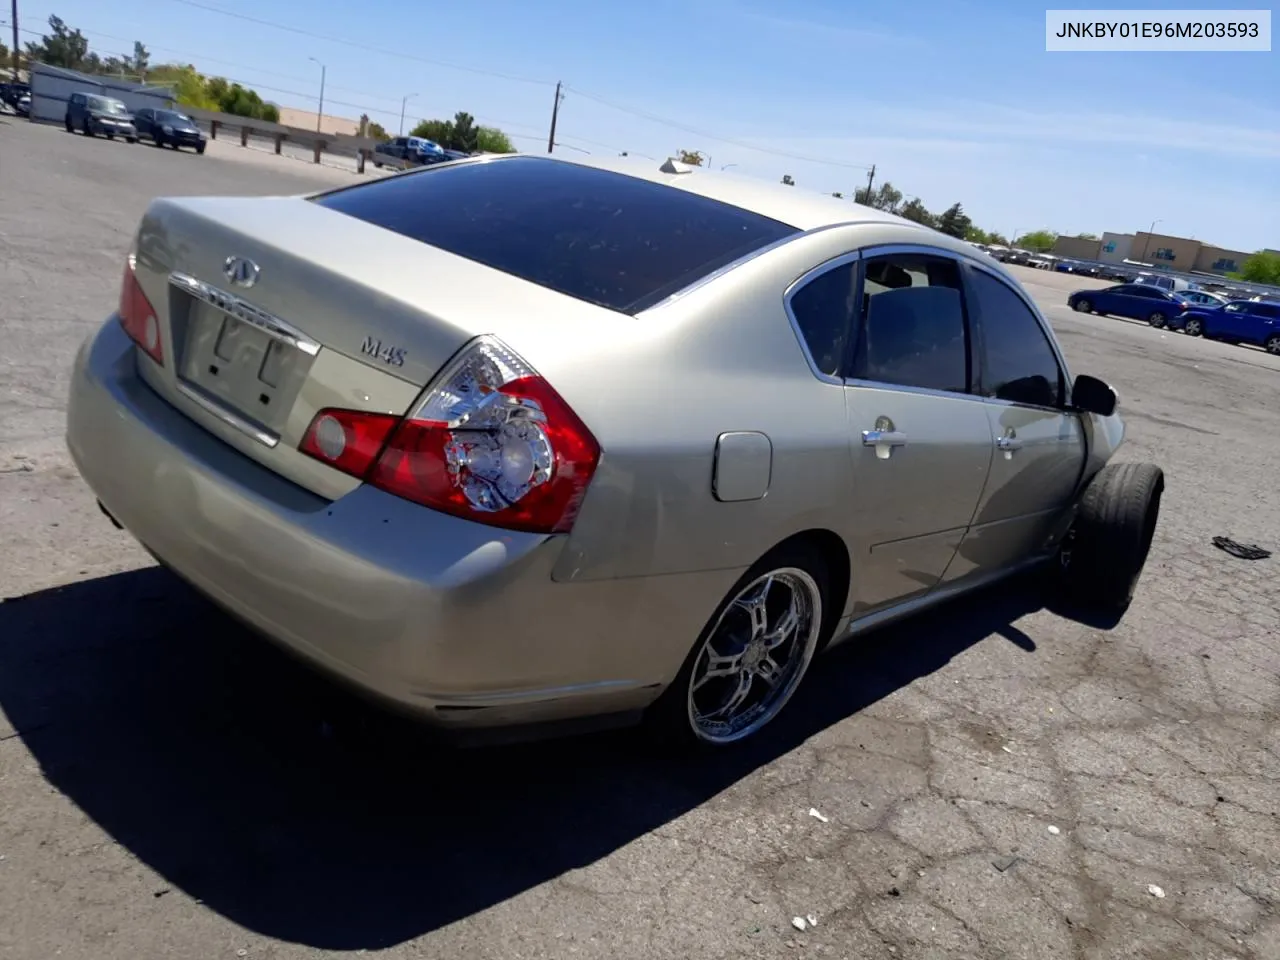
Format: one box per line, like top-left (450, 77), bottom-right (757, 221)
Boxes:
top-left (10, 0), bottom-right (19, 81)
top-left (862, 164), bottom-right (876, 203)
top-left (399, 92), bottom-right (417, 136)
top-left (309, 57), bottom-right (326, 133)
top-left (547, 81), bottom-right (563, 153)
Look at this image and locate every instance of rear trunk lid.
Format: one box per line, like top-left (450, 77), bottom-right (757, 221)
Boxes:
top-left (129, 194), bottom-right (619, 500)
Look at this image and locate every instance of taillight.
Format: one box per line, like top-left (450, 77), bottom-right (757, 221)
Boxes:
top-left (118, 254), bottom-right (164, 364)
top-left (301, 336), bottom-right (601, 535)
top-left (299, 409), bottom-right (401, 477)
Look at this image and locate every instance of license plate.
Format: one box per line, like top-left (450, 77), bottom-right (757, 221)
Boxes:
top-left (181, 305), bottom-right (297, 427)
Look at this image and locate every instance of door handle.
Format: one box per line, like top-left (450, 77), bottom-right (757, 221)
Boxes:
top-left (862, 429), bottom-right (908, 459)
top-left (996, 435), bottom-right (1022, 450)
top-left (862, 429), bottom-right (908, 447)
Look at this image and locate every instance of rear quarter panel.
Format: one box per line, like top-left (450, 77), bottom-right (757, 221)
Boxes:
top-left (540, 225), bottom-right (898, 586)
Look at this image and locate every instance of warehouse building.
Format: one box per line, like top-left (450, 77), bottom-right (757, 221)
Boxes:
top-left (1052, 230), bottom-right (1263, 277)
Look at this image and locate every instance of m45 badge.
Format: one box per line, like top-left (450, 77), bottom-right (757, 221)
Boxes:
top-left (360, 336), bottom-right (407, 367)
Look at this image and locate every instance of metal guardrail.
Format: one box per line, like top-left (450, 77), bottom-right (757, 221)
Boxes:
top-left (179, 106), bottom-right (385, 173)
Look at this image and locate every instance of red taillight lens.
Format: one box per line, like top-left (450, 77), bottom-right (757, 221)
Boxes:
top-left (118, 255), bottom-right (164, 364)
top-left (299, 408), bottom-right (401, 477)
top-left (303, 336), bottom-right (600, 535)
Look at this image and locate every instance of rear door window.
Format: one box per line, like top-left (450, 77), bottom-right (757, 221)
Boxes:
top-left (313, 156), bottom-right (799, 314)
top-left (851, 253), bottom-right (971, 394)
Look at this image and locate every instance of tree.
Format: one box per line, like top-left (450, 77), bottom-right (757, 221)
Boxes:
top-left (965, 225), bottom-right (991, 243)
top-left (24, 15), bottom-right (90, 70)
top-left (898, 198), bottom-right (935, 227)
top-left (936, 202), bottom-right (972, 239)
top-left (1075, 232), bottom-right (1098, 240)
top-left (986, 232), bottom-right (1009, 246)
top-left (854, 181), bottom-right (903, 213)
top-left (1015, 229), bottom-right (1056, 252)
top-left (676, 149), bottom-right (705, 165)
top-left (450, 111), bottom-right (479, 153)
top-left (477, 126), bottom-right (515, 153)
top-left (410, 118), bottom-right (453, 143)
top-left (131, 41), bottom-right (150, 78)
top-left (1232, 251), bottom-right (1280, 285)
top-left (364, 118), bottom-right (390, 141)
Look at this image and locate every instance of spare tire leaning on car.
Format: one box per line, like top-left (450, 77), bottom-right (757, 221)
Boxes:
top-left (1058, 461), bottom-right (1164, 611)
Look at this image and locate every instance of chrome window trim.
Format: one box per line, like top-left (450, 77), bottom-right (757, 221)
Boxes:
top-left (843, 378), bottom-right (989, 404)
top-left (782, 249), bottom-right (864, 385)
top-left (169, 272), bottom-right (322, 357)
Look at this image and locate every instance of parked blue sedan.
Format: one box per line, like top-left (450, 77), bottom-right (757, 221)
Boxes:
top-left (1170, 300), bottom-right (1280, 354)
top-left (1067, 283), bottom-right (1186, 328)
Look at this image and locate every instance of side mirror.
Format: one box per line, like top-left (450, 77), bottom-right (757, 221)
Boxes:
top-left (1072, 374), bottom-right (1117, 417)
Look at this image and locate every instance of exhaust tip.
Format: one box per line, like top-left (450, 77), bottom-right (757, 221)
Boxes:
top-left (98, 500), bottom-right (124, 530)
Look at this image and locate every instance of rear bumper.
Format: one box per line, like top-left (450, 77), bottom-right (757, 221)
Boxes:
top-left (65, 319), bottom-right (715, 733)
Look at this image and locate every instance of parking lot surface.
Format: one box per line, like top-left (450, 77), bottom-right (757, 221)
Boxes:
top-left (1, 118), bottom-right (1278, 960)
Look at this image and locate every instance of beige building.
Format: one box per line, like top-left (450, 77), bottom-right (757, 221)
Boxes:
top-left (1052, 235), bottom-right (1101, 260)
top-left (274, 106), bottom-right (361, 137)
top-left (1055, 230), bottom-right (1257, 277)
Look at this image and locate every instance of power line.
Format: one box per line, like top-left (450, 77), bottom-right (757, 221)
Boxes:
top-left (564, 86), bottom-right (875, 172)
top-left (161, 0), bottom-right (556, 87)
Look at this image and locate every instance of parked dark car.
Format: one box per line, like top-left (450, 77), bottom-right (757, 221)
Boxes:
top-left (1176, 290), bottom-right (1229, 309)
top-left (1171, 300), bottom-right (1280, 352)
top-left (1067, 283), bottom-right (1185, 328)
top-left (131, 107), bottom-right (207, 153)
top-left (372, 135), bottom-right (446, 168)
top-left (0, 81), bottom-right (31, 111)
top-left (65, 92), bottom-right (138, 141)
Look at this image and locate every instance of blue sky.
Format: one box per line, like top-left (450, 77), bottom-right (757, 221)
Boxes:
top-left (13, 0), bottom-right (1280, 250)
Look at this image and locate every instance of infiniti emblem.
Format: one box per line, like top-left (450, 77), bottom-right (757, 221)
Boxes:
top-left (223, 256), bottom-right (260, 288)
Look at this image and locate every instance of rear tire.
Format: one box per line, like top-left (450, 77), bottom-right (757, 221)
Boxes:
top-left (645, 543), bottom-right (830, 748)
top-left (1059, 462), bottom-right (1164, 613)
top-left (196, 143), bottom-right (205, 155)
top-left (1148, 311), bottom-right (1166, 328)
top-left (1267, 335), bottom-right (1280, 356)
top-left (1183, 317), bottom-right (1204, 337)
top-left (1074, 299), bottom-right (1092, 313)
top-left (64, 115), bottom-right (72, 132)
top-left (82, 118), bottom-right (92, 137)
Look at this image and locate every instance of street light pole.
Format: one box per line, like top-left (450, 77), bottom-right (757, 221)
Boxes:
top-left (399, 93), bottom-right (417, 136)
top-left (1140, 218), bottom-right (1161, 263)
top-left (308, 57), bottom-right (326, 133)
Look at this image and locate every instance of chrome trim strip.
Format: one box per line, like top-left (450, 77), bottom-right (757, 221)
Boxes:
top-left (174, 380), bottom-right (280, 448)
top-left (169, 272), bottom-right (322, 357)
top-left (782, 249), bottom-right (864, 385)
top-left (843, 378), bottom-right (987, 404)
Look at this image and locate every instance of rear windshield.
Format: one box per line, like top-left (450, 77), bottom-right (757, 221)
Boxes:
top-left (312, 156), bottom-right (799, 314)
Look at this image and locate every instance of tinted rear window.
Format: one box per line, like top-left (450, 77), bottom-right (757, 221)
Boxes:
top-left (312, 156), bottom-right (799, 314)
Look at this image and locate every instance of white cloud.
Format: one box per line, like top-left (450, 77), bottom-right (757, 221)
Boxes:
top-left (837, 100), bottom-right (1280, 160)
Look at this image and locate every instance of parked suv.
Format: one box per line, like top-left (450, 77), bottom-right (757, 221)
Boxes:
top-left (66, 92), bottom-right (138, 141)
top-left (372, 136), bottom-right (446, 168)
top-left (132, 107), bottom-right (207, 153)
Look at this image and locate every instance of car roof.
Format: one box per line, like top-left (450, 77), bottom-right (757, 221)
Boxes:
top-left (482, 153), bottom-right (1005, 269)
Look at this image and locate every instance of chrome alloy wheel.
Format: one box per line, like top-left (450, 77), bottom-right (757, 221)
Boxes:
top-left (686, 568), bottom-right (822, 744)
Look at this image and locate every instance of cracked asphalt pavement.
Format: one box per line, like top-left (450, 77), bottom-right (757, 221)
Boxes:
top-left (1, 118), bottom-right (1278, 960)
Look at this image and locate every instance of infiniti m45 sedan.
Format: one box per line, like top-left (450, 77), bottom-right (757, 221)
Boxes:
top-left (65, 155), bottom-right (1164, 747)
